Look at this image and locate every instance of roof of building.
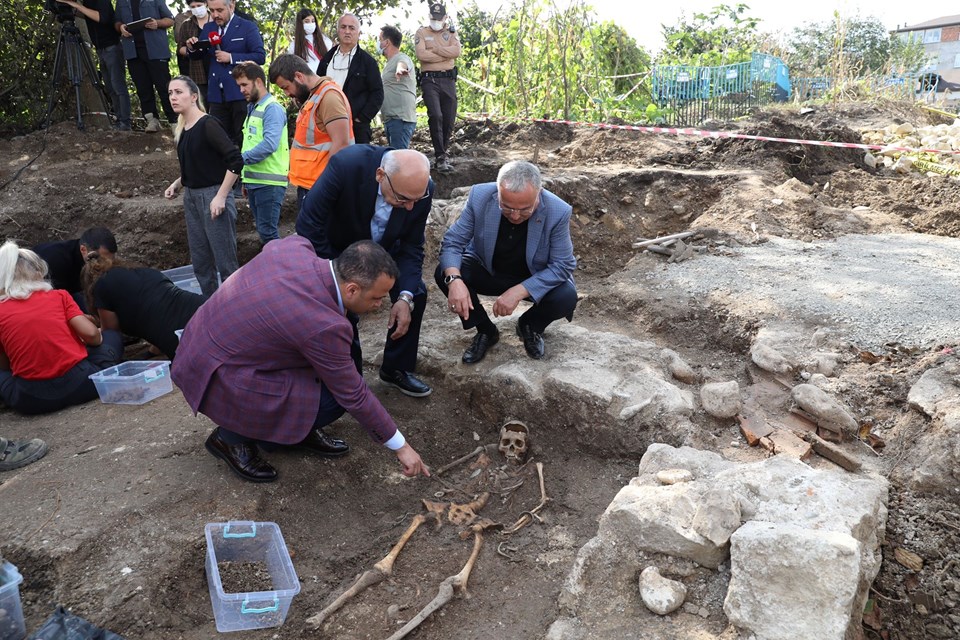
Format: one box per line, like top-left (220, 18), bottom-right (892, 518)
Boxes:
top-left (896, 14), bottom-right (960, 32)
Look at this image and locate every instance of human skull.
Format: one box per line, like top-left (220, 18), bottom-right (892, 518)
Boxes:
top-left (498, 420), bottom-right (529, 464)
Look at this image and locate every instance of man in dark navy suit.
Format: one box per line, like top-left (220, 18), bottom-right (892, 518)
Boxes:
top-left (185, 0), bottom-right (265, 147)
top-left (297, 146), bottom-right (433, 398)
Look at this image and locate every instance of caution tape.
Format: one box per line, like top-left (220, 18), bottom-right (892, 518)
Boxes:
top-left (912, 158), bottom-right (960, 177)
top-left (459, 111), bottom-right (960, 157)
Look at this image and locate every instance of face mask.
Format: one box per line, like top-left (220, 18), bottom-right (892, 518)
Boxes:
top-left (376, 43), bottom-right (386, 55)
top-left (430, 20), bottom-right (444, 31)
top-left (191, 6), bottom-right (207, 18)
top-left (303, 22), bottom-right (316, 35)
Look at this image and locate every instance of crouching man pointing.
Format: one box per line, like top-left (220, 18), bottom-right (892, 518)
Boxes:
top-left (172, 237), bottom-right (430, 482)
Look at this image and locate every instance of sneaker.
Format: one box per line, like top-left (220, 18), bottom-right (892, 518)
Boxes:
top-left (144, 114), bottom-right (161, 133)
top-left (436, 159), bottom-right (454, 173)
top-left (0, 436), bottom-right (49, 472)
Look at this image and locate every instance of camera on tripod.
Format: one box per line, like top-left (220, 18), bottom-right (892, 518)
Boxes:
top-left (45, 0), bottom-right (76, 22)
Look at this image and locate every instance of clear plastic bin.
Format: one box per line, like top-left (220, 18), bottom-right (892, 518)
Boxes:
top-left (161, 264), bottom-right (203, 296)
top-left (204, 521), bottom-right (300, 633)
top-left (88, 361), bottom-right (173, 405)
top-left (162, 264), bottom-right (218, 296)
top-left (0, 561), bottom-right (26, 640)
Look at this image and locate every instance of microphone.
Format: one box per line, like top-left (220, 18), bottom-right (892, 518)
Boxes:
top-left (209, 31), bottom-right (222, 51)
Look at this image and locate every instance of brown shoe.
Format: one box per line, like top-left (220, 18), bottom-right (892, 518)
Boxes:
top-left (204, 429), bottom-right (277, 483)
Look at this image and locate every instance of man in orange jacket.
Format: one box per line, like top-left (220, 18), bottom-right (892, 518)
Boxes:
top-left (268, 53), bottom-right (354, 209)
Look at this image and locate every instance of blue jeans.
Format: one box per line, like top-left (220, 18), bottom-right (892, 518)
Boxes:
top-left (97, 44), bottom-right (131, 129)
top-left (246, 184), bottom-right (286, 243)
top-left (384, 119), bottom-right (416, 150)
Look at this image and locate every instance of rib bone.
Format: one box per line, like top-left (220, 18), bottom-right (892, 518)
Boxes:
top-left (306, 513), bottom-right (428, 629)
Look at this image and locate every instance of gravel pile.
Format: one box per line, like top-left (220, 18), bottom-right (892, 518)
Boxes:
top-left (658, 233), bottom-right (960, 350)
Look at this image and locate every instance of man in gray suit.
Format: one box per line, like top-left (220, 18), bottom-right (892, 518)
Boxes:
top-left (436, 161), bottom-right (577, 363)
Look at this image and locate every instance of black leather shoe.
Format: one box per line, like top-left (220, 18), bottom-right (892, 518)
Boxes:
top-left (462, 329), bottom-right (499, 364)
top-left (379, 368), bottom-right (432, 397)
top-left (516, 322), bottom-right (545, 359)
top-left (204, 429), bottom-right (278, 483)
top-left (297, 429), bottom-right (350, 457)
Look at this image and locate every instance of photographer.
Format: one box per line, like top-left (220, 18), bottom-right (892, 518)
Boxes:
top-left (55, 0), bottom-right (132, 131)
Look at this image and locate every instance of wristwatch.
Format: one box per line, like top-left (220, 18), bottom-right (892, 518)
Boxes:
top-left (398, 292), bottom-right (415, 311)
top-left (444, 274), bottom-right (463, 285)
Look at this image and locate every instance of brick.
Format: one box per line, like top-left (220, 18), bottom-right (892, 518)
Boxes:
top-left (737, 413), bottom-right (774, 446)
top-left (767, 429), bottom-right (813, 460)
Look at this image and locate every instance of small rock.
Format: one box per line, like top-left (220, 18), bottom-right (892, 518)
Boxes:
top-left (386, 604), bottom-right (401, 622)
top-left (894, 547), bottom-right (924, 572)
top-left (925, 623), bottom-right (954, 639)
top-left (863, 153), bottom-right (877, 168)
top-left (663, 349), bottom-right (697, 384)
top-left (639, 567), bottom-right (687, 615)
top-left (700, 381), bottom-right (741, 418)
top-left (916, 603), bottom-right (928, 615)
top-left (656, 469), bottom-right (693, 485)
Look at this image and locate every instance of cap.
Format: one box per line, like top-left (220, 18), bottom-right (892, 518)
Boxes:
top-left (429, 2), bottom-right (446, 20)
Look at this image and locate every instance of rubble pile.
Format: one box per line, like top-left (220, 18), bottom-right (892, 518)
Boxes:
top-left (860, 121), bottom-right (960, 177)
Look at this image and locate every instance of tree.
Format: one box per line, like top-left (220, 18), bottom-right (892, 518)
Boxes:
top-left (785, 14), bottom-right (928, 76)
top-left (658, 3), bottom-right (762, 67)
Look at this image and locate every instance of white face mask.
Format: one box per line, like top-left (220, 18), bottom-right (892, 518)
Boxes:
top-left (303, 22), bottom-right (317, 35)
top-left (190, 6), bottom-right (207, 18)
top-left (429, 20), bottom-right (444, 31)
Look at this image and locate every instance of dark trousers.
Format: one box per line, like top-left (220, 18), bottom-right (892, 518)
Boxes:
top-left (209, 99), bottom-right (248, 149)
top-left (127, 55), bottom-right (175, 122)
top-left (433, 257), bottom-right (577, 334)
top-left (421, 76), bottom-right (457, 160)
top-left (0, 330), bottom-right (123, 415)
top-left (352, 119), bottom-right (373, 145)
top-left (348, 284), bottom-right (427, 374)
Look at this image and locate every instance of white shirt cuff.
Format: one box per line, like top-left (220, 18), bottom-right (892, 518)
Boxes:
top-left (384, 431), bottom-right (406, 451)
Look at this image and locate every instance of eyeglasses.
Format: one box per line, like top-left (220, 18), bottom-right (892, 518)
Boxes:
top-left (498, 193), bottom-right (541, 216)
top-left (384, 172), bottom-right (429, 205)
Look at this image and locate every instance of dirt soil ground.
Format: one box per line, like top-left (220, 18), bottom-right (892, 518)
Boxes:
top-left (2, 100), bottom-right (959, 639)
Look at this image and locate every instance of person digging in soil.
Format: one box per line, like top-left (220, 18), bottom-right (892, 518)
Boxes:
top-left (33, 226), bottom-right (117, 312)
top-left (0, 242), bottom-right (123, 415)
top-left (172, 238), bottom-right (431, 483)
top-left (0, 437), bottom-right (48, 472)
top-left (80, 251), bottom-right (206, 360)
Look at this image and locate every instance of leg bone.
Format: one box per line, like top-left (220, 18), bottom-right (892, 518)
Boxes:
top-left (384, 531), bottom-right (484, 640)
top-left (306, 514), bottom-right (427, 629)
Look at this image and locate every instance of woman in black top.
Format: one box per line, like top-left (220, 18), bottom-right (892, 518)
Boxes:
top-left (163, 75), bottom-right (243, 297)
top-left (82, 253), bottom-right (205, 360)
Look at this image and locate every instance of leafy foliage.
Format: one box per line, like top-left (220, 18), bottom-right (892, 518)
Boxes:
top-left (785, 14), bottom-right (928, 76)
top-left (658, 3), bottom-right (761, 67)
top-left (455, 0), bottom-right (652, 122)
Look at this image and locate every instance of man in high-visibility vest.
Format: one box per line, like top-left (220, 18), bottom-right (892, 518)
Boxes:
top-left (231, 62), bottom-right (289, 245)
top-left (268, 53), bottom-right (354, 210)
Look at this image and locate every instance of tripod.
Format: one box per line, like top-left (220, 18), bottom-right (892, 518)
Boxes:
top-left (42, 19), bottom-right (113, 130)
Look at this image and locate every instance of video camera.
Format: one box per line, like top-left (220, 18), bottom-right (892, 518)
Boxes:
top-left (45, 0), bottom-right (76, 22)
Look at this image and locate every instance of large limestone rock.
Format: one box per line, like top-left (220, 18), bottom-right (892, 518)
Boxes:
top-left (557, 444), bottom-right (889, 640)
top-left (908, 360), bottom-right (960, 417)
top-left (897, 363), bottom-right (960, 494)
top-left (414, 322), bottom-right (696, 455)
top-left (725, 522), bottom-right (864, 640)
top-left (791, 383), bottom-right (858, 435)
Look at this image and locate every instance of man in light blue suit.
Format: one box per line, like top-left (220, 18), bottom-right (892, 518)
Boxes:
top-left (436, 161), bottom-right (577, 363)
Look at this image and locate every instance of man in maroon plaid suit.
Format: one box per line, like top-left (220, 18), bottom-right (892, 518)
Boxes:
top-left (172, 237), bottom-right (430, 482)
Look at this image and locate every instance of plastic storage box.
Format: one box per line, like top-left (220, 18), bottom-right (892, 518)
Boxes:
top-left (204, 521), bottom-right (300, 633)
top-left (0, 561), bottom-right (26, 640)
top-left (88, 361), bottom-right (173, 405)
top-left (161, 264), bottom-right (202, 296)
top-left (162, 264), bottom-right (219, 296)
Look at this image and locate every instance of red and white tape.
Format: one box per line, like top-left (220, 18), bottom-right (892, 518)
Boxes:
top-left (460, 112), bottom-right (960, 157)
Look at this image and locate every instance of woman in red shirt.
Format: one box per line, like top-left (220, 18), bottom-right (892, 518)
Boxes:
top-left (0, 241), bottom-right (123, 414)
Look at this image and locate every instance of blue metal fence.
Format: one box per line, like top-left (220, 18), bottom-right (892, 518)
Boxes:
top-left (651, 53), bottom-right (790, 125)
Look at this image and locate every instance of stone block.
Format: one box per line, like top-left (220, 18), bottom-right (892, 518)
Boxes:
top-left (791, 383), bottom-right (858, 435)
top-left (700, 381), bottom-right (741, 418)
top-left (639, 567), bottom-right (687, 615)
top-left (724, 521), bottom-right (863, 640)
